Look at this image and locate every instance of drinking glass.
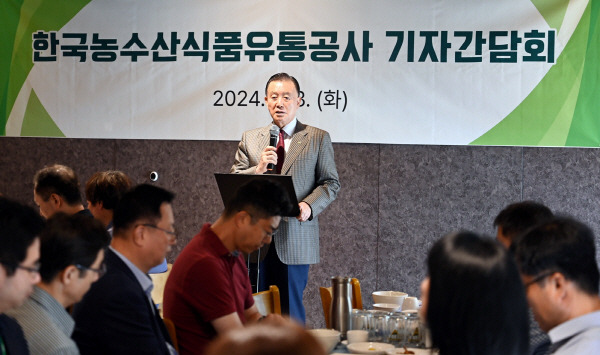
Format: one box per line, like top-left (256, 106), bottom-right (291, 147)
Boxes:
top-left (368, 310), bottom-right (390, 342)
top-left (351, 309), bottom-right (370, 331)
top-left (387, 313), bottom-right (405, 346)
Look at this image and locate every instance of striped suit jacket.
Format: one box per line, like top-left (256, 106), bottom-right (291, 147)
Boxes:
top-left (230, 121), bottom-right (341, 264)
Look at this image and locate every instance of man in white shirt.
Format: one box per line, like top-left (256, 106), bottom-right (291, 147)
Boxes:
top-left (513, 217), bottom-right (600, 354)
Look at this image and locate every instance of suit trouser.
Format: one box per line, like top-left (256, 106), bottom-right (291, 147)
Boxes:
top-left (258, 243), bottom-right (309, 324)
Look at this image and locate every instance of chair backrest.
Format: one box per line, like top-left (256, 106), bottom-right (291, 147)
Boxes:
top-left (351, 277), bottom-right (363, 309)
top-left (319, 277), bottom-right (363, 328)
top-left (252, 285), bottom-right (281, 315)
top-left (163, 317), bottom-right (179, 353)
top-left (149, 263), bottom-right (172, 316)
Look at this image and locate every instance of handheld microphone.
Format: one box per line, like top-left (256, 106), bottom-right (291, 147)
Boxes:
top-left (266, 124), bottom-right (279, 173)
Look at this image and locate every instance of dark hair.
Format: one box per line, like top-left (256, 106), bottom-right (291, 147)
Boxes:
top-left (0, 197), bottom-right (45, 276)
top-left (85, 171), bottom-right (132, 210)
top-left (33, 164), bottom-right (83, 205)
top-left (426, 231), bottom-right (529, 355)
top-left (265, 73), bottom-right (300, 96)
top-left (112, 184), bottom-right (175, 235)
top-left (223, 179), bottom-right (293, 221)
top-left (38, 213), bottom-right (110, 283)
top-left (513, 216), bottom-right (599, 295)
top-left (205, 322), bottom-right (326, 355)
top-left (494, 201), bottom-right (553, 242)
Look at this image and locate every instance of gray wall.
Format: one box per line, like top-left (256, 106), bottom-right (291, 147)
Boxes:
top-left (1, 137), bottom-right (600, 328)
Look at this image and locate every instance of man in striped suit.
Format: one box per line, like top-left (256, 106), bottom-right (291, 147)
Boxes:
top-left (231, 73), bottom-right (341, 323)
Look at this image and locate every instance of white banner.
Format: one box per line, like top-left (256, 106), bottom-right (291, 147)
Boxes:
top-left (5, 0), bottom-right (595, 145)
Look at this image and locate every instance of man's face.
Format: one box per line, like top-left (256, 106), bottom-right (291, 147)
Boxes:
top-left (144, 203), bottom-right (176, 270)
top-left (66, 249), bottom-right (105, 306)
top-left (0, 238), bottom-right (41, 312)
top-left (238, 214), bottom-right (280, 254)
top-left (33, 191), bottom-right (59, 219)
top-left (521, 274), bottom-right (562, 332)
top-left (265, 80), bottom-right (302, 128)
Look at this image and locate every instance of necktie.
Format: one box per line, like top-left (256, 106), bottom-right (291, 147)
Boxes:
top-left (276, 129), bottom-right (285, 174)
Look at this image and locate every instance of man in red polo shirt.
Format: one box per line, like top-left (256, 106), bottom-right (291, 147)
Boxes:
top-left (163, 179), bottom-right (293, 355)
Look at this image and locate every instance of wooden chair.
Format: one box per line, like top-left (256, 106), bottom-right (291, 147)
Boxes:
top-left (252, 285), bottom-right (282, 315)
top-left (149, 263), bottom-right (172, 317)
top-left (319, 278), bottom-right (363, 328)
top-left (163, 317), bottom-right (179, 353)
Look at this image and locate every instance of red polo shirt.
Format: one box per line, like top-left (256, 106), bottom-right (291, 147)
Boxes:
top-left (163, 223), bottom-right (254, 355)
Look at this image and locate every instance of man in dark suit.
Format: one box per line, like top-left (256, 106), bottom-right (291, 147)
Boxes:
top-left (231, 73), bottom-right (341, 323)
top-left (72, 184), bottom-right (177, 355)
top-left (0, 197), bottom-right (45, 355)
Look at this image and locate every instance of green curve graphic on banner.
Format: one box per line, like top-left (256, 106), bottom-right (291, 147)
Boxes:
top-left (531, 0), bottom-right (568, 31)
top-left (565, 0), bottom-right (600, 146)
top-left (1, 0), bottom-right (91, 135)
top-left (471, 1), bottom-right (597, 146)
top-left (21, 89), bottom-right (64, 137)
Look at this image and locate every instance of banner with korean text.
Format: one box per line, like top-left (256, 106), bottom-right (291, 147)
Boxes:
top-left (1, 0), bottom-right (598, 146)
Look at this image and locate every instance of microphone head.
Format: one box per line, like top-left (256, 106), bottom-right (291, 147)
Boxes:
top-left (270, 124), bottom-right (279, 137)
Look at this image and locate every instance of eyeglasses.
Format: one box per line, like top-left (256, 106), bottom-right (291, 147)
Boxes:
top-left (15, 262), bottom-right (41, 275)
top-left (524, 271), bottom-right (555, 289)
top-left (75, 263), bottom-right (107, 277)
top-left (141, 224), bottom-right (177, 240)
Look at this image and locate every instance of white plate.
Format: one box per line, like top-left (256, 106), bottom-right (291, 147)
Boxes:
top-left (385, 348), bottom-right (437, 355)
top-left (347, 342), bottom-right (395, 354)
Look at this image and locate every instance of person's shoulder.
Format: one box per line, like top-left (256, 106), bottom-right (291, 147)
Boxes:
top-left (297, 122), bottom-right (329, 136)
top-left (0, 313), bottom-right (23, 331)
top-left (0, 314), bottom-right (28, 349)
top-left (242, 125), bottom-right (269, 137)
top-left (6, 297), bottom-right (49, 327)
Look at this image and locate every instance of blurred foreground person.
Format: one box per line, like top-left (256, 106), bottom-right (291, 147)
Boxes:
top-left (420, 231), bottom-right (529, 355)
top-left (72, 184), bottom-right (177, 355)
top-left (164, 179), bottom-right (293, 355)
top-left (513, 217), bottom-right (600, 354)
top-left (0, 197), bottom-right (45, 354)
top-left (7, 214), bottom-right (109, 355)
top-left (204, 322), bottom-right (326, 355)
top-left (494, 200), bottom-right (553, 355)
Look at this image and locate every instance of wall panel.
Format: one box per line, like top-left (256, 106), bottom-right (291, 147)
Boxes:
top-left (2, 138), bottom-right (600, 329)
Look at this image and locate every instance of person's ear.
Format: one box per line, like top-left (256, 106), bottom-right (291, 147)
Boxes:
top-left (61, 265), bottom-right (79, 284)
top-left (234, 211), bottom-right (251, 228)
top-left (49, 193), bottom-right (62, 208)
top-left (548, 272), bottom-right (568, 300)
top-left (132, 224), bottom-right (146, 247)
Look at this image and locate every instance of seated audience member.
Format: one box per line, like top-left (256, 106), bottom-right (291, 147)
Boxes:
top-left (0, 197), bottom-right (45, 354)
top-left (84, 171), bottom-right (166, 273)
top-left (163, 179), bottom-right (293, 355)
top-left (494, 201), bottom-right (553, 355)
top-left (420, 231), bottom-right (529, 355)
top-left (7, 213), bottom-right (109, 355)
top-left (494, 200), bottom-right (553, 248)
top-left (204, 322), bottom-right (326, 355)
top-left (513, 217), bottom-right (600, 354)
top-left (72, 184), bottom-right (177, 355)
top-left (84, 171), bottom-right (168, 273)
top-left (33, 164), bottom-right (91, 219)
top-left (85, 170), bottom-right (132, 232)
